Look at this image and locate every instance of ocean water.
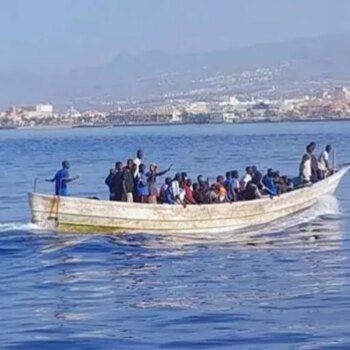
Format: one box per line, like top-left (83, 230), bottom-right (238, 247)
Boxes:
top-left (0, 122), bottom-right (350, 349)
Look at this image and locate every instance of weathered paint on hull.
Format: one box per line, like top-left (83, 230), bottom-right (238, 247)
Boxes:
top-left (29, 166), bottom-right (349, 234)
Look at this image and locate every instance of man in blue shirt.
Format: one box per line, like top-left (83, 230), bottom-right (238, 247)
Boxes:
top-left (46, 161), bottom-right (79, 196)
top-left (262, 168), bottom-right (278, 196)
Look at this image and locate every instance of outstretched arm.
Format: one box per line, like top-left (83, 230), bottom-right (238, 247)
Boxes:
top-left (62, 176), bottom-right (79, 183)
top-left (45, 173), bottom-right (57, 182)
top-left (156, 164), bottom-right (173, 177)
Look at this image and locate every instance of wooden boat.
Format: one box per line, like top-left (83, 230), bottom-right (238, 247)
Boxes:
top-left (28, 165), bottom-right (349, 234)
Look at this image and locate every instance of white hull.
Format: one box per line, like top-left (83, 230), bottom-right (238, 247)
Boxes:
top-left (29, 166), bottom-right (349, 234)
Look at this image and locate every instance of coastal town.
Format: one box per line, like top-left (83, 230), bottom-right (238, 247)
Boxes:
top-left (1, 86), bottom-right (350, 128)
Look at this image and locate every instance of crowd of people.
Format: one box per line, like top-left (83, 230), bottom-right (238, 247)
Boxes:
top-left (47, 143), bottom-right (334, 204)
top-left (103, 150), bottom-right (295, 206)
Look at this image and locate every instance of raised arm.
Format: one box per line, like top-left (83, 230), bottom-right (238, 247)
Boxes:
top-left (155, 164), bottom-right (173, 177)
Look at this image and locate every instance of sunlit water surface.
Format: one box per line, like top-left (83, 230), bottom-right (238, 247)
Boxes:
top-left (0, 122), bottom-right (350, 349)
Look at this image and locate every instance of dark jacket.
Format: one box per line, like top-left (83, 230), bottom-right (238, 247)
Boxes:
top-left (122, 168), bottom-right (134, 193)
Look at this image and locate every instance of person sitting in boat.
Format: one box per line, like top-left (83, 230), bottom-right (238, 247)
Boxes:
top-left (244, 181), bottom-right (263, 201)
top-left (193, 182), bottom-right (205, 204)
top-left (318, 144), bottom-right (332, 179)
top-left (240, 166), bottom-right (253, 192)
top-left (231, 170), bottom-right (241, 199)
top-left (262, 168), bottom-right (278, 196)
top-left (308, 142), bottom-right (319, 182)
top-left (206, 184), bottom-right (219, 204)
top-left (277, 175), bottom-right (294, 194)
top-left (216, 175), bottom-right (228, 203)
top-left (251, 166), bottom-right (264, 191)
top-left (122, 159), bottom-right (135, 202)
top-left (224, 171), bottom-right (236, 202)
top-left (46, 160), bottom-right (79, 196)
top-left (197, 175), bottom-right (209, 193)
top-left (136, 164), bottom-right (149, 203)
top-left (159, 177), bottom-right (172, 204)
top-left (184, 179), bottom-right (197, 204)
top-left (299, 145), bottom-right (312, 184)
top-left (165, 173), bottom-right (186, 206)
top-left (146, 162), bottom-right (173, 204)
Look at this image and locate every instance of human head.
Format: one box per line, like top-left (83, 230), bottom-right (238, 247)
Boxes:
top-left (139, 163), bottom-right (146, 174)
top-left (326, 144), bottom-right (332, 152)
top-left (62, 160), bottom-right (70, 169)
top-left (127, 159), bottom-right (134, 169)
top-left (186, 178), bottom-right (192, 187)
top-left (137, 149), bottom-right (144, 160)
top-left (309, 142), bottom-right (316, 152)
top-left (193, 182), bottom-right (199, 191)
top-left (226, 171), bottom-right (232, 180)
top-left (232, 170), bottom-right (239, 179)
top-left (217, 175), bottom-right (224, 184)
top-left (165, 177), bottom-right (172, 185)
top-left (246, 166), bottom-right (252, 175)
top-left (252, 165), bottom-right (258, 174)
top-left (115, 161), bottom-right (123, 172)
top-left (267, 168), bottom-right (274, 176)
top-left (131, 163), bottom-right (137, 174)
top-left (150, 162), bottom-right (157, 172)
top-left (211, 184), bottom-right (218, 191)
top-left (306, 144), bottom-right (312, 154)
top-left (174, 173), bottom-right (182, 182)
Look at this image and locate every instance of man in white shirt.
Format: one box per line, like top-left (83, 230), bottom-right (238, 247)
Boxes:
top-left (133, 149), bottom-right (144, 178)
top-left (240, 166), bottom-right (253, 191)
top-left (299, 145), bottom-right (312, 184)
top-left (318, 145), bottom-right (332, 179)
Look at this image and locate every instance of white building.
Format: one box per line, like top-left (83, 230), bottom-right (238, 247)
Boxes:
top-left (20, 104), bottom-right (54, 119)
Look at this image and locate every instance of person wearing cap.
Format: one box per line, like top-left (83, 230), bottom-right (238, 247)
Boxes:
top-left (146, 162), bottom-right (173, 203)
top-left (46, 160), bottom-right (79, 196)
top-left (262, 168), bottom-right (278, 195)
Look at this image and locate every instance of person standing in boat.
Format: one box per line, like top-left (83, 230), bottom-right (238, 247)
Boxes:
top-left (133, 149), bottom-right (144, 178)
top-left (308, 142), bottom-right (319, 182)
top-left (299, 145), bottom-right (312, 184)
top-left (318, 144), bottom-right (332, 179)
top-left (136, 164), bottom-right (149, 203)
top-left (105, 161), bottom-right (123, 201)
top-left (46, 160), bottom-right (79, 196)
top-left (111, 161), bottom-right (124, 201)
top-left (122, 159), bottom-right (135, 202)
top-left (146, 162), bottom-right (173, 203)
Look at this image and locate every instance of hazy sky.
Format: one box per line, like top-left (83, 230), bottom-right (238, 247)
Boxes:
top-left (1, 0), bottom-right (350, 74)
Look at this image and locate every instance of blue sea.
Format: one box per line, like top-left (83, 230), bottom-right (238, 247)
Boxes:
top-left (0, 122), bottom-right (350, 349)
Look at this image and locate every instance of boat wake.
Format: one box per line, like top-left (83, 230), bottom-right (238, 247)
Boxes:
top-left (0, 222), bottom-right (41, 233)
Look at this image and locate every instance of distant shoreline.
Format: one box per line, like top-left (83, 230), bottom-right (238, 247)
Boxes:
top-left (1, 117), bottom-right (350, 131)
